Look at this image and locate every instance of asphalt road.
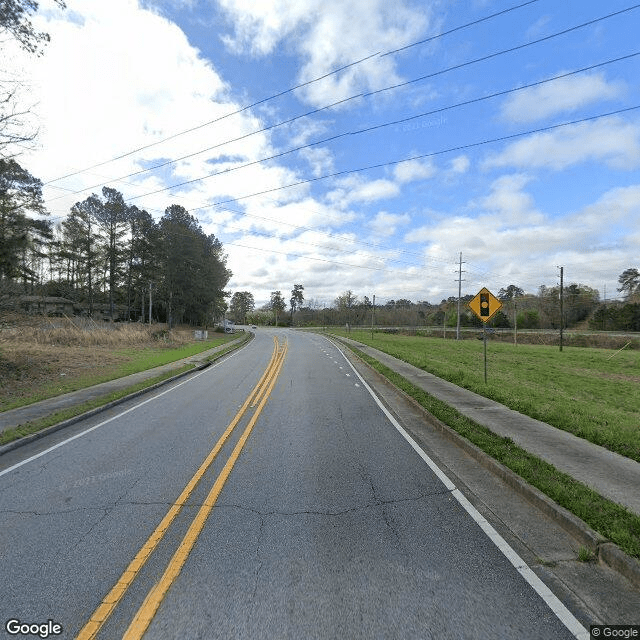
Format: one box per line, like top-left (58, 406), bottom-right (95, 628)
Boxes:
top-left (0, 329), bottom-right (585, 639)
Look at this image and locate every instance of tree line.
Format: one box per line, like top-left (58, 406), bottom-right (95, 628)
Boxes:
top-left (228, 285), bottom-right (304, 326)
top-left (0, 160), bottom-right (231, 326)
top-left (229, 273), bottom-right (640, 332)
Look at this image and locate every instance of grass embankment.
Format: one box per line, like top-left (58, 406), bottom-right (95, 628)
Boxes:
top-left (0, 316), bottom-right (251, 412)
top-left (0, 365), bottom-right (195, 446)
top-left (0, 326), bottom-right (239, 412)
top-left (0, 323), bottom-right (251, 446)
top-left (330, 329), bottom-right (640, 463)
top-left (345, 344), bottom-right (640, 561)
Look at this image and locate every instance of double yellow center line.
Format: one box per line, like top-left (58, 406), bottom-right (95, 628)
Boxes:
top-left (77, 336), bottom-right (288, 640)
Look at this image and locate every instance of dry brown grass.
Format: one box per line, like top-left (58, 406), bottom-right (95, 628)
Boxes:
top-left (0, 314), bottom-right (200, 410)
top-left (0, 315), bottom-right (195, 348)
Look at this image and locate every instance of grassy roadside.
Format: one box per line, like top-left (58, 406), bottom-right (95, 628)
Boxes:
top-left (0, 332), bottom-right (251, 446)
top-left (1, 333), bottom-right (239, 412)
top-left (342, 341), bottom-right (640, 561)
top-left (328, 329), bottom-right (640, 463)
top-left (0, 365), bottom-right (194, 446)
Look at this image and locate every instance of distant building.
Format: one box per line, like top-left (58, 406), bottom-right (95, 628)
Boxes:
top-left (15, 296), bottom-right (76, 316)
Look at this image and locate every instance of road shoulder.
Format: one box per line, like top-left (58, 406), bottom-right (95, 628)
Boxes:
top-left (0, 332), bottom-right (253, 454)
top-left (332, 336), bottom-right (640, 625)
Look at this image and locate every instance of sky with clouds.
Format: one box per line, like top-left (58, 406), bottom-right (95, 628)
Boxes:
top-left (4, 0), bottom-right (640, 307)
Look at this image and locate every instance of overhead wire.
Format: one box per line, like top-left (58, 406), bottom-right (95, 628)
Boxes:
top-left (38, 3), bottom-right (638, 300)
top-left (43, 26), bottom-right (640, 203)
top-left (127, 54), bottom-right (640, 201)
top-left (46, 101), bottom-right (638, 287)
top-left (127, 105), bottom-right (640, 208)
top-left (42, 0), bottom-right (542, 186)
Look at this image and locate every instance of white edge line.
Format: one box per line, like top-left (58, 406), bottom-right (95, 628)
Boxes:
top-left (0, 348), bottom-right (244, 479)
top-left (330, 338), bottom-right (589, 640)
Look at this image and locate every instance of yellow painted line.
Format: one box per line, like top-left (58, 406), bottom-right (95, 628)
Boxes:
top-left (123, 340), bottom-right (288, 640)
top-left (250, 336), bottom-right (280, 407)
top-left (75, 339), bottom-right (279, 640)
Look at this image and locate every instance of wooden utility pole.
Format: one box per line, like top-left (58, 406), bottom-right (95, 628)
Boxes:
top-left (371, 294), bottom-right (375, 339)
top-left (559, 266), bottom-right (564, 352)
top-left (456, 252), bottom-right (465, 340)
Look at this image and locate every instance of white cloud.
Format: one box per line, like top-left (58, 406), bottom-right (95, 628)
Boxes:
top-left (5, 0), bottom-right (637, 309)
top-left (479, 173), bottom-right (542, 223)
top-left (484, 117), bottom-right (640, 171)
top-left (299, 146), bottom-right (335, 177)
top-left (7, 0), bottom-right (328, 227)
top-left (393, 159), bottom-right (436, 184)
top-left (327, 175), bottom-right (399, 205)
top-left (449, 155), bottom-right (470, 174)
top-left (215, 0), bottom-right (430, 107)
top-left (368, 211), bottom-right (411, 236)
top-left (404, 182), bottom-right (640, 295)
top-left (501, 72), bottom-right (624, 124)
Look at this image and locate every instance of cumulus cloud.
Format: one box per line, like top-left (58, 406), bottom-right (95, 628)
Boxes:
top-left (501, 72), bottom-right (625, 124)
top-left (393, 159), bottom-right (436, 183)
top-left (6, 0), bottom-right (638, 308)
top-left (368, 211), bottom-right (411, 236)
top-left (484, 117), bottom-right (640, 171)
top-left (215, 0), bottom-right (430, 107)
top-left (479, 174), bottom-right (542, 223)
top-left (404, 182), bottom-right (640, 295)
top-left (449, 155), bottom-right (470, 174)
top-left (26, 1), bottom-right (229, 176)
top-left (327, 175), bottom-right (400, 205)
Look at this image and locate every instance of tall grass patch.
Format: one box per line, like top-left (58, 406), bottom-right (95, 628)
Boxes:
top-left (0, 319), bottom-right (238, 411)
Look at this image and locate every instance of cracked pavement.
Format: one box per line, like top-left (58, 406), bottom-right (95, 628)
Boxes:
top-left (0, 329), bottom-right (593, 639)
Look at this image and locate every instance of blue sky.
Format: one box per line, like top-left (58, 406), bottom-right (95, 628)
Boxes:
top-left (8, 0), bottom-right (640, 307)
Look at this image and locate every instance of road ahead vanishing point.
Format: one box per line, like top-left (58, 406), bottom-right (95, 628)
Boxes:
top-left (0, 329), bottom-right (587, 639)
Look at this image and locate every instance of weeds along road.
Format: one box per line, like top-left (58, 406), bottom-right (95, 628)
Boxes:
top-left (0, 329), bottom-right (585, 639)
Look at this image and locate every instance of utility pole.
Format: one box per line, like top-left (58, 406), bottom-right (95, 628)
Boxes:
top-left (456, 252), bottom-right (465, 340)
top-left (371, 294), bottom-right (375, 339)
top-left (559, 266), bottom-right (564, 352)
top-left (148, 281), bottom-right (153, 324)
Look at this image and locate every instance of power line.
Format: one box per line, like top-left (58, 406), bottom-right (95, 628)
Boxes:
top-left (361, 4), bottom-right (640, 102)
top-left (381, 0), bottom-right (540, 57)
top-left (45, 50), bottom-right (640, 205)
top-left (41, 0), bottom-right (542, 186)
top-left (125, 105), bottom-right (640, 207)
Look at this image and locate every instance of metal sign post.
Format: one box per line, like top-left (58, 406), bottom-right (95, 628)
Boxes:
top-left (483, 325), bottom-right (487, 383)
top-left (468, 287), bottom-right (502, 383)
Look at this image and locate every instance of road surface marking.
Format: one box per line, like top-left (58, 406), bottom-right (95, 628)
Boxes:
top-left (75, 338), bottom-right (281, 640)
top-left (123, 340), bottom-right (288, 639)
top-left (0, 344), bottom-right (249, 479)
top-left (331, 339), bottom-right (589, 640)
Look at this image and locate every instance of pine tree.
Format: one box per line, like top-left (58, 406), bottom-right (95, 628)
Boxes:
top-left (93, 187), bottom-right (128, 320)
top-left (0, 158), bottom-right (49, 293)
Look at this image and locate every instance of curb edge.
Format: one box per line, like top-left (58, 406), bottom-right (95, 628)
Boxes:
top-left (334, 336), bottom-right (640, 591)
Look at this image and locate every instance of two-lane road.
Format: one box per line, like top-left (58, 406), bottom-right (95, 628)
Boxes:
top-left (0, 329), bottom-right (585, 638)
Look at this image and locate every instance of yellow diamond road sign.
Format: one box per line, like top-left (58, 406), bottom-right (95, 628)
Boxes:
top-left (469, 287), bottom-right (502, 323)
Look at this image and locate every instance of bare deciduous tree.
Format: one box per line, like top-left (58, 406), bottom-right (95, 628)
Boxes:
top-left (0, 0), bottom-right (66, 157)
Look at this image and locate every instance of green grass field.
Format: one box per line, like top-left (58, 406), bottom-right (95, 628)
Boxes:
top-left (330, 329), bottom-right (640, 462)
